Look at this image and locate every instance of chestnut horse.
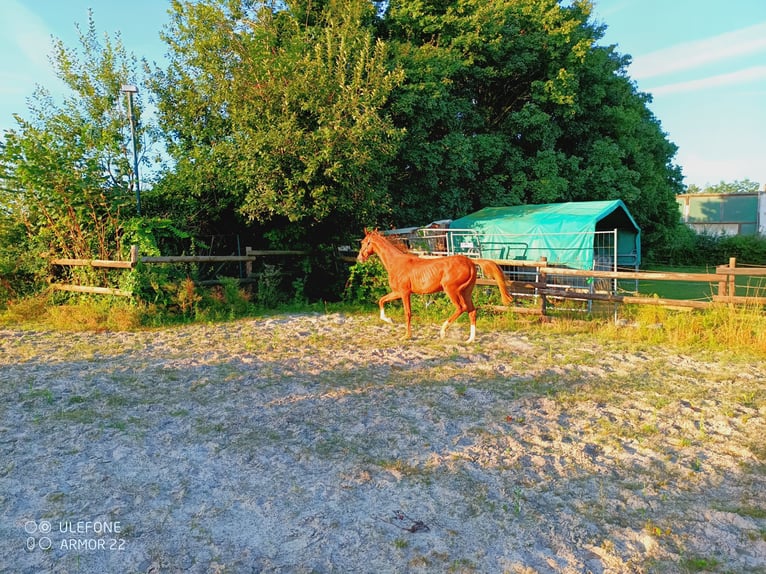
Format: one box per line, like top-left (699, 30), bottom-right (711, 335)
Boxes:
top-left (356, 229), bottom-right (513, 343)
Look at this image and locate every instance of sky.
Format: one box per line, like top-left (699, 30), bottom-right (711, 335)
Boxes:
top-left (0, 0), bottom-right (764, 190)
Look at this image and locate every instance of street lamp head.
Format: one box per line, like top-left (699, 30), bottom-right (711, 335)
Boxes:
top-left (120, 84), bottom-right (139, 94)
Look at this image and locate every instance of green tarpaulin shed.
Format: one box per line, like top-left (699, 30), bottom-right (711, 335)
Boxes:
top-left (449, 200), bottom-right (641, 270)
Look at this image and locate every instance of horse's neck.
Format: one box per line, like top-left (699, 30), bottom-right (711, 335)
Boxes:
top-left (374, 236), bottom-right (409, 268)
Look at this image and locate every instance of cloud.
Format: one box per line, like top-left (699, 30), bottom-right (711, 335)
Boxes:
top-left (678, 149), bottom-right (766, 188)
top-left (648, 66), bottom-right (766, 96)
top-left (0, 1), bottom-right (66, 130)
top-left (0, 0), bottom-right (56, 70)
top-left (630, 21), bottom-right (766, 80)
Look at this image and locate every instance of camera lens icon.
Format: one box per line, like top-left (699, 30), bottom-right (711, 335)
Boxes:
top-left (23, 520), bottom-right (51, 534)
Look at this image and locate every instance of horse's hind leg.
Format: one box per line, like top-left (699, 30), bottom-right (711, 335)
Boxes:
top-left (441, 284), bottom-right (475, 342)
top-left (466, 307), bottom-right (477, 343)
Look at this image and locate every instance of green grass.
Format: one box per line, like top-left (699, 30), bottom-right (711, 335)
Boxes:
top-left (635, 265), bottom-right (717, 300)
top-left (638, 264), bottom-right (766, 300)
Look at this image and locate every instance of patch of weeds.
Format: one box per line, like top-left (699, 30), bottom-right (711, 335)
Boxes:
top-left (713, 502), bottom-right (766, 520)
top-left (314, 436), bottom-right (355, 458)
top-left (746, 440), bottom-right (766, 462)
top-left (196, 421), bottom-right (226, 434)
top-left (376, 458), bottom-right (431, 481)
top-left (106, 395), bottom-right (130, 408)
top-left (737, 390), bottom-right (763, 410)
top-left (448, 558), bottom-right (478, 573)
top-left (46, 492), bottom-right (65, 504)
top-left (23, 387), bottom-right (54, 405)
top-left (503, 487), bottom-right (525, 516)
top-left (636, 422), bottom-right (661, 440)
top-left (644, 519), bottom-right (672, 538)
top-left (680, 556), bottom-right (721, 572)
top-left (54, 407), bottom-right (98, 424)
top-left (393, 538), bottom-right (409, 549)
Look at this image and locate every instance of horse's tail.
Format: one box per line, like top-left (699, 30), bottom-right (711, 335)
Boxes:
top-left (474, 259), bottom-right (514, 306)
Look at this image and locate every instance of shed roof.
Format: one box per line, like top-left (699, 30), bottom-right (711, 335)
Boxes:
top-left (449, 200), bottom-right (640, 268)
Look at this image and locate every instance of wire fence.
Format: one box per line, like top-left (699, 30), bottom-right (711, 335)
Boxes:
top-left (385, 227), bottom-right (640, 308)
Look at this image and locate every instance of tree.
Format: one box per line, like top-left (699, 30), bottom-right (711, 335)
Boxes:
top-left (0, 13), bottom-right (149, 262)
top-left (380, 0), bottom-right (684, 250)
top-left (151, 0), bottom-right (404, 246)
top-left (688, 178), bottom-right (761, 194)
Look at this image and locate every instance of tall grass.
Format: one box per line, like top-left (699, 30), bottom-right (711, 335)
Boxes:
top-left (0, 294), bottom-right (143, 331)
top-left (2, 288), bottom-right (765, 359)
top-left (604, 302), bottom-right (766, 357)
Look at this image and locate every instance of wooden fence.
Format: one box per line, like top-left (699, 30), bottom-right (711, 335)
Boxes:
top-left (49, 245), bottom-right (307, 297)
top-left (49, 248), bottom-right (766, 313)
top-left (477, 256), bottom-right (766, 313)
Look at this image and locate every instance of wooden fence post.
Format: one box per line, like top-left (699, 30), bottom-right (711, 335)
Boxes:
top-left (718, 261), bottom-right (728, 299)
top-left (130, 245), bottom-right (139, 267)
top-left (728, 257), bottom-right (737, 302)
top-left (538, 257), bottom-right (548, 316)
top-left (245, 247), bottom-right (254, 277)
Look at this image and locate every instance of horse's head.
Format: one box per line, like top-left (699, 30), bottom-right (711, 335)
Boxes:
top-left (357, 228), bottom-right (378, 262)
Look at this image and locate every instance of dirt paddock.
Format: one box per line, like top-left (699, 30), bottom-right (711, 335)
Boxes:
top-left (1, 313), bottom-right (764, 573)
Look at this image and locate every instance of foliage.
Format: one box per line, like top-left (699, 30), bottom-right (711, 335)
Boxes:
top-left (0, 1), bottom-right (697, 305)
top-left (0, 293), bottom-right (142, 330)
top-left (720, 234), bottom-right (766, 265)
top-left (0, 13), bottom-right (155, 300)
top-left (381, 0), bottom-right (683, 254)
top-left (651, 224), bottom-right (766, 266)
top-left (151, 0), bottom-right (404, 246)
top-left (343, 257), bottom-right (390, 304)
top-left (686, 178), bottom-right (761, 194)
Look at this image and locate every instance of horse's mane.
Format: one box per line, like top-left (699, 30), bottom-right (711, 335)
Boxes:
top-left (386, 235), bottom-right (410, 253)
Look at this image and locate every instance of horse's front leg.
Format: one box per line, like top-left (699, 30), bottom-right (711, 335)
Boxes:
top-left (401, 293), bottom-right (413, 339)
top-left (378, 291), bottom-right (401, 324)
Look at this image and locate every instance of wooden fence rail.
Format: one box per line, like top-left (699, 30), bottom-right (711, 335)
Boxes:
top-left (476, 256), bottom-right (766, 312)
top-left (49, 245), bottom-right (307, 297)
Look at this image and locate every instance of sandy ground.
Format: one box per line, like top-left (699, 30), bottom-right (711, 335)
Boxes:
top-left (1, 313), bottom-right (765, 573)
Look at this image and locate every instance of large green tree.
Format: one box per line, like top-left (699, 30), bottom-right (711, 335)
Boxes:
top-left (152, 0), bottom-right (404, 246)
top-left (381, 0), bottom-right (683, 249)
top-left (0, 14), bottom-right (149, 286)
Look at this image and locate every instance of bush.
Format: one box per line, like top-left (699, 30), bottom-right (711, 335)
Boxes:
top-left (343, 258), bottom-right (390, 305)
top-left (649, 224), bottom-right (766, 267)
top-left (719, 234), bottom-right (766, 265)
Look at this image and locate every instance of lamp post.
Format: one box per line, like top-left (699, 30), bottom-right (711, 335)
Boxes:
top-left (121, 83), bottom-right (141, 215)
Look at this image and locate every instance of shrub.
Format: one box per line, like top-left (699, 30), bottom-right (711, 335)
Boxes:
top-left (719, 234), bottom-right (766, 265)
top-left (343, 258), bottom-right (390, 305)
top-left (651, 224), bottom-right (766, 267)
